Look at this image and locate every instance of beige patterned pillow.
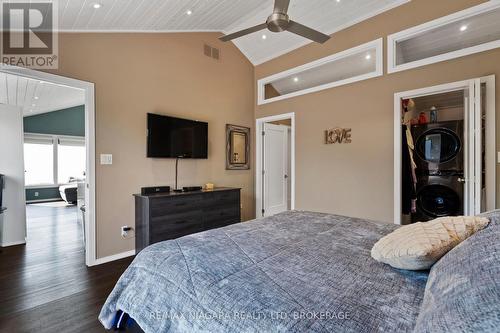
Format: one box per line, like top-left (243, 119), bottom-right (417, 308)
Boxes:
top-left (371, 216), bottom-right (489, 270)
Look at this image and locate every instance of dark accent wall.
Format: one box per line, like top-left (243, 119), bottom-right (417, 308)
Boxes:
top-left (24, 105), bottom-right (85, 136)
top-left (24, 105), bottom-right (85, 202)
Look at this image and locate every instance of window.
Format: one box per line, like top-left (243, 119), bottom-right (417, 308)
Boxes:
top-left (388, 2), bottom-right (500, 73)
top-left (257, 39), bottom-right (383, 105)
top-left (58, 139), bottom-right (86, 183)
top-left (24, 139), bottom-right (54, 186)
top-left (24, 134), bottom-right (85, 187)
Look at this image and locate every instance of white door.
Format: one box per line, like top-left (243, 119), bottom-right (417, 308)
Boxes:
top-left (464, 79), bottom-right (482, 215)
top-left (263, 123), bottom-right (288, 216)
top-left (286, 127), bottom-right (292, 210)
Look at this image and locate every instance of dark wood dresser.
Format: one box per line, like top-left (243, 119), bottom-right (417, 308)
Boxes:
top-left (134, 187), bottom-right (241, 252)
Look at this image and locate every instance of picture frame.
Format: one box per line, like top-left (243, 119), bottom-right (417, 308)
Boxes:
top-left (226, 124), bottom-right (250, 170)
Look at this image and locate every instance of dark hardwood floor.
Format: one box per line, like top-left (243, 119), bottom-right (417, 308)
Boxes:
top-left (0, 202), bottom-right (133, 332)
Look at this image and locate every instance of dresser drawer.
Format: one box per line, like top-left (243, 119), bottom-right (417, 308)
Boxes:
top-left (150, 195), bottom-right (202, 217)
top-left (204, 190), bottom-right (240, 208)
top-left (203, 206), bottom-right (240, 229)
top-left (151, 211), bottom-right (203, 243)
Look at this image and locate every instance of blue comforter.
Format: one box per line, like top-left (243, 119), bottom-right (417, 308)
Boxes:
top-left (99, 211), bottom-right (428, 332)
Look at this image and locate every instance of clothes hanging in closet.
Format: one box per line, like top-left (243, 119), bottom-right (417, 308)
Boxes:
top-left (402, 124), bottom-right (417, 215)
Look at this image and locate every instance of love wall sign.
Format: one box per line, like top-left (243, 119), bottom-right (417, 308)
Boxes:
top-left (325, 128), bottom-right (352, 144)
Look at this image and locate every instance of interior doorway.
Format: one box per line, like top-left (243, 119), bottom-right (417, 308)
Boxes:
top-left (256, 112), bottom-right (295, 217)
top-left (0, 64), bottom-right (97, 266)
top-left (394, 76), bottom-right (495, 225)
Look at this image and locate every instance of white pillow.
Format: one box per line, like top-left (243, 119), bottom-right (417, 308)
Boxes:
top-left (371, 216), bottom-right (489, 270)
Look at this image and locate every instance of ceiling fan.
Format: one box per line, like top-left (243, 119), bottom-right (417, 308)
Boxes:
top-left (219, 0), bottom-right (331, 44)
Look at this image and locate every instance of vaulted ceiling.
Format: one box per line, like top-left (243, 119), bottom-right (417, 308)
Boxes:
top-left (57, 0), bottom-right (409, 65)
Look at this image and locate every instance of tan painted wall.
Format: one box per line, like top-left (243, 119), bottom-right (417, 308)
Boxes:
top-left (48, 33), bottom-right (255, 258)
top-left (255, 0), bottom-right (500, 223)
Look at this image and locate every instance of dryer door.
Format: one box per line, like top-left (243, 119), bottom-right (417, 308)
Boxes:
top-left (417, 184), bottom-right (462, 218)
top-left (415, 128), bottom-right (461, 164)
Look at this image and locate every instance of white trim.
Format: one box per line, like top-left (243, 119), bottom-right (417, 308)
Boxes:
top-left (24, 133), bottom-right (85, 140)
top-left (0, 64), bottom-right (97, 267)
top-left (255, 112), bottom-right (295, 218)
top-left (248, 0), bottom-right (410, 66)
top-left (92, 250), bottom-right (136, 266)
top-left (0, 240), bottom-right (26, 247)
top-left (257, 39), bottom-right (383, 105)
top-left (388, 1), bottom-right (500, 73)
top-left (393, 76), bottom-right (495, 224)
top-left (481, 75), bottom-right (496, 212)
top-left (473, 79), bottom-right (482, 214)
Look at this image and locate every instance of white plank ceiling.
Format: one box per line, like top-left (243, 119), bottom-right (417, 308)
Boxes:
top-left (54, 0), bottom-right (409, 65)
top-left (0, 73), bottom-right (85, 116)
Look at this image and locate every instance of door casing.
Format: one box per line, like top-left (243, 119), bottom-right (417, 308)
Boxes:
top-left (0, 64), bottom-right (98, 266)
top-left (393, 76), bottom-right (496, 225)
top-left (256, 112), bottom-right (295, 218)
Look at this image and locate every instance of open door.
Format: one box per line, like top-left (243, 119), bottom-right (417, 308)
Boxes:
top-left (395, 77), bottom-right (493, 225)
top-left (464, 79), bottom-right (482, 215)
top-left (263, 123), bottom-right (288, 216)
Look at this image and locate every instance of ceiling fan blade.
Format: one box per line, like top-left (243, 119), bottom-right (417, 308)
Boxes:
top-left (274, 0), bottom-right (290, 14)
top-left (287, 20), bottom-right (330, 44)
top-left (219, 23), bottom-right (268, 42)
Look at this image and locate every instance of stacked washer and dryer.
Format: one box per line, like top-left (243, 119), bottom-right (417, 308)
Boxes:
top-left (411, 120), bottom-right (464, 222)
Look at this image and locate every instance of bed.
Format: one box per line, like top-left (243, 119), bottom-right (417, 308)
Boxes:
top-left (99, 211), bottom-right (431, 332)
top-left (99, 210), bottom-right (500, 332)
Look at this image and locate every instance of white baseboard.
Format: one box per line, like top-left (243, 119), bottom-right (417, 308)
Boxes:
top-left (91, 249), bottom-right (136, 266)
top-left (0, 240), bottom-right (26, 247)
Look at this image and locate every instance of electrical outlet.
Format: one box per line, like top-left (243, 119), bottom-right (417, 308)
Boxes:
top-left (121, 226), bottom-right (132, 237)
top-left (34, 192), bottom-right (39, 197)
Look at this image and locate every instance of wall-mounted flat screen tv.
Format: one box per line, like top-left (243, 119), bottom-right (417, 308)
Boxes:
top-left (147, 113), bottom-right (208, 159)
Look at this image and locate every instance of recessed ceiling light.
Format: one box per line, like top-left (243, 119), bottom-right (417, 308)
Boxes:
top-left (31, 104), bottom-right (36, 107)
top-left (336, 0), bottom-right (341, 3)
top-left (92, 3), bottom-right (102, 9)
top-left (186, 9), bottom-right (193, 15)
top-left (34, 96), bottom-right (39, 100)
top-left (365, 54), bottom-right (371, 60)
top-left (460, 25), bottom-right (468, 32)
top-left (293, 77), bottom-right (299, 83)
top-left (262, 34), bottom-right (267, 40)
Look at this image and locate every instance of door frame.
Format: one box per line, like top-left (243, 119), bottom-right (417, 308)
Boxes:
top-left (256, 112), bottom-right (295, 217)
top-left (393, 76), bottom-right (495, 225)
top-left (0, 64), bottom-right (97, 266)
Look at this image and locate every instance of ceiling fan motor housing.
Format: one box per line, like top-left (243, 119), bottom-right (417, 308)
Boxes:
top-left (266, 13), bottom-right (289, 32)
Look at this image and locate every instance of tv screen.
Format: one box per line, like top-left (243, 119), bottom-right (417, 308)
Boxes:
top-left (147, 113), bottom-right (208, 158)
